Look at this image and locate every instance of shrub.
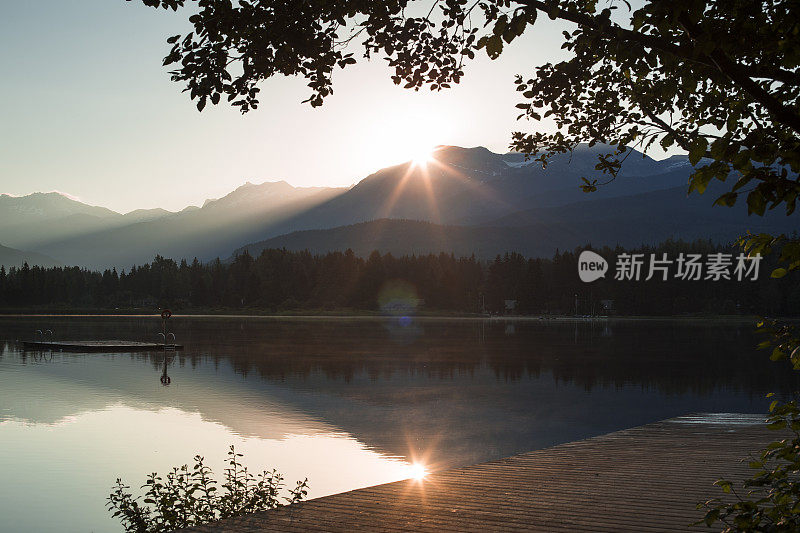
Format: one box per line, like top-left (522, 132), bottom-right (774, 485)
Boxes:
top-left (698, 401), bottom-right (800, 532)
top-left (108, 446), bottom-right (308, 533)
top-left (698, 319), bottom-right (800, 531)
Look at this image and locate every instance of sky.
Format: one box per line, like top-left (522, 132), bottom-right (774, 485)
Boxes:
top-left (0, 1), bottom-right (641, 213)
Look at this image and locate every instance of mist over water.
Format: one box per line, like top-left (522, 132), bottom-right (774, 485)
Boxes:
top-left (0, 316), bottom-right (794, 532)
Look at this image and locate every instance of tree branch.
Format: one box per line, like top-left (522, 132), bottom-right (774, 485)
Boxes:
top-left (511, 0), bottom-right (715, 68)
top-left (677, 13), bottom-right (800, 136)
top-left (512, 0), bottom-right (800, 135)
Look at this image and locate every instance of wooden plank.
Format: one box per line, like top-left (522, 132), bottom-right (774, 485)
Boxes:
top-left (21, 340), bottom-right (183, 351)
top-left (180, 413), bottom-right (780, 532)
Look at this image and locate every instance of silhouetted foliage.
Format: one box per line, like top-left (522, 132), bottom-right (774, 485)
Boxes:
top-left (1, 241), bottom-right (797, 316)
top-left (135, 0), bottom-right (799, 218)
top-left (107, 446), bottom-right (308, 533)
top-left (698, 320), bottom-right (800, 531)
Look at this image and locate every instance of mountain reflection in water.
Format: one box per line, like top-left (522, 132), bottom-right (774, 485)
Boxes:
top-left (0, 316), bottom-right (794, 532)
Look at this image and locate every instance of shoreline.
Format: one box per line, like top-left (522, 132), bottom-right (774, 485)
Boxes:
top-left (0, 311), bottom-right (769, 323)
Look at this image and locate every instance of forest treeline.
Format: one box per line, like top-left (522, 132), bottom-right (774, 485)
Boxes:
top-left (1, 239), bottom-right (798, 316)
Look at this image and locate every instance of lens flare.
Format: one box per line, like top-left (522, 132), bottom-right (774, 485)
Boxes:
top-left (377, 279), bottom-right (420, 316)
top-left (411, 147), bottom-right (435, 167)
top-left (408, 463), bottom-right (427, 481)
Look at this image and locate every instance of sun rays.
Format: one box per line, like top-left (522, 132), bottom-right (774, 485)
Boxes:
top-left (408, 462), bottom-right (428, 481)
top-left (378, 145), bottom-right (505, 222)
top-left (370, 144), bottom-right (515, 261)
top-left (411, 146), bottom-right (436, 168)
top-left (377, 146), bottom-right (444, 224)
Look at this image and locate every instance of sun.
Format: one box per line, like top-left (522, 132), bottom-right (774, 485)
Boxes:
top-left (411, 145), bottom-right (439, 168)
top-left (408, 462), bottom-right (427, 481)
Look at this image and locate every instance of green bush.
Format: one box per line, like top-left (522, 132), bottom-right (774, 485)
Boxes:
top-left (107, 446), bottom-right (308, 533)
top-left (699, 319), bottom-right (800, 531)
top-left (698, 400), bottom-right (800, 531)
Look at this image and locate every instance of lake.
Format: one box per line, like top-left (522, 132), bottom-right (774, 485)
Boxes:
top-left (0, 315), bottom-right (795, 532)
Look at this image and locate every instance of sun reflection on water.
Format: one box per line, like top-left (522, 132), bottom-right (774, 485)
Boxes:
top-left (0, 402), bottom-right (423, 533)
top-left (407, 462), bottom-right (428, 481)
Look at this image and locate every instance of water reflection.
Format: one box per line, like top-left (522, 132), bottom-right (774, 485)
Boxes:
top-left (0, 404), bottom-right (413, 533)
top-left (0, 316), bottom-right (797, 532)
top-left (161, 353), bottom-right (172, 386)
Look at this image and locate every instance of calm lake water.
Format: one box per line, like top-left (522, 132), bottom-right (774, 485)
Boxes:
top-left (0, 315), bottom-right (796, 532)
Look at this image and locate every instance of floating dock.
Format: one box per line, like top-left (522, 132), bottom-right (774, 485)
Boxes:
top-left (183, 413), bottom-right (777, 532)
top-left (22, 340), bottom-right (183, 352)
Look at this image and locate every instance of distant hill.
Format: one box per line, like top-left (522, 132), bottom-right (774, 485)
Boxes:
top-left (8, 144), bottom-right (797, 269)
top-left (265, 145), bottom-right (693, 233)
top-left (233, 219), bottom-right (509, 258)
top-left (234, 186), bottom-right (800, 260)
top-left (219, 145), bottom-right (700, 262)
top-left (233, 218), bottom-right (594, 259)
top-left (0, 244), bottom-right (60, 269)
top-left (29, 181), bottom-right (346, 269)
top-left (0, 192), bottom-right (118, 225)
top-left (121, 208), bottom-right (173, 223)
top-left (0, 192), bottom-right (177, 250)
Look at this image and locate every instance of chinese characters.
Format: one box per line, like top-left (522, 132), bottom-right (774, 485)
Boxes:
top-left (613, 253), bottom-right (761, 281)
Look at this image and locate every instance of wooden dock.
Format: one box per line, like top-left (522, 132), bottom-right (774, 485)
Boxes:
top-left (184, 413), bottom-right (780, 532)
top-left (21, 340), bottom-right (183, 352)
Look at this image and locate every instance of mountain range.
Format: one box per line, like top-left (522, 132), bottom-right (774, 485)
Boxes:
top-left (0, 244), bottom-right (60, 269)
top-left (2, 145), bottom-right (798, 269)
